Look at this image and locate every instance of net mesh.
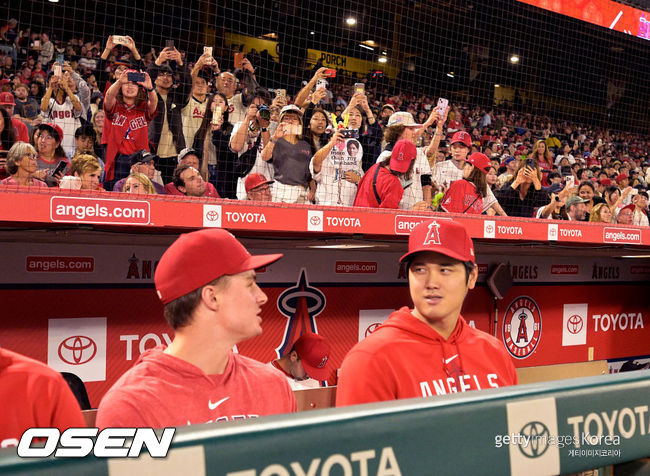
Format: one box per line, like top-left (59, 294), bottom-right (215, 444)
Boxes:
top-left (0, 0), bottom-right (648, 221)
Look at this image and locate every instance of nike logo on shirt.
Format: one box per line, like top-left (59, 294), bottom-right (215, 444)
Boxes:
top-left (208, 396), bottom-right (230, 410)
top-left (444, 355), bottom-right (458, 364)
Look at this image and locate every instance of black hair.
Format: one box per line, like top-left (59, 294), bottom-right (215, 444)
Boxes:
top-left (406, 256), bottom-right (476, 284)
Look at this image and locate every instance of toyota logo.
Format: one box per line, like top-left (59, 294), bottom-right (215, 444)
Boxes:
top-left (365, 323), bottom-right (381, 337)
top-left (518, 421), bottom-right (551, 458)
top-left (310, 215), bottom-right (321, 226)
top-left (58, 335), bottom-right (97, 365)
top-left (567, 315), bottom-right (583, 334)
top-left (205, 210), bottom-right (220, 221)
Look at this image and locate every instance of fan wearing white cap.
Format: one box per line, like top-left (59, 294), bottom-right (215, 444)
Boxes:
top-left (97, 229), bottom-right (296, 428)
top-left (260, 105), bottom-right (313, 203)
top-left (337, 219), bottom-right (517, 406)
top-left (374, 110), bottom-right (446, 210)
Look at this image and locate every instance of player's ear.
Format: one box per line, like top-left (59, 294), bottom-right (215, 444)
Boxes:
top-left (289, 351), bottom-right (299, 362)
top-left (200, 284), bottom-right (219, 311)
top-left (467, 264), bottom-right (478, 290)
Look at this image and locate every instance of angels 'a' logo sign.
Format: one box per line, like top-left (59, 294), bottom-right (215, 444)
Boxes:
top-left (502, 296), bottom-right (542, 359)
top-left (423, 221), bottom-right (441, 246)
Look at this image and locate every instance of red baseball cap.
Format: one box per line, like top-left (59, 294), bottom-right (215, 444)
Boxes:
top-left (154, 229), bottom-right (283, 305)
top-left (400, 219), bottom-right (475, 264)
top-left (293, 333), bottom-right (331, 381)
top-left (245, 173), bottom-right (274, 193)
top-left (390, 139), bottom-right (417, 173)
top-left (0, 91), bottom-right (14, 106)
top-left (450, 131), bottom-right (471, 148)
top-left (37, 123), bottom-right (64, 142)
top-left (599, 178), bottom-right (612, 186)
top-left (467, 152), bottom-right (491, 174)
top-left (616, 173), bottom-right (628, 183)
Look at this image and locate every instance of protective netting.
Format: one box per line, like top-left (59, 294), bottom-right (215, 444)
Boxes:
top-left (0, 0), bottom-right (648, 223)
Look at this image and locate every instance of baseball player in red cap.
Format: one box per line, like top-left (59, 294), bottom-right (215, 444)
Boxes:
top-left (270, 333), bottom-right (332, 390)
top-left (337, 219), bottom-right (517, 406)
top-left (97, 229), bottom-right (296, 428)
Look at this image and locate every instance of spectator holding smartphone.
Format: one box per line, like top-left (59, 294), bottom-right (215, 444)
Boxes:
top-left (261, 105), bottom-right (312, 203)
top-left (40, 71), bottom-right (83, 158)
top-left (103, 69), bottom-right (157, 187)
top-left (338, 92), bottom-right (382, 171)
top-left (495, 158), bottom-right (549, 217)
top-left (31, 123), bottom-right (68, 186)
top-left (182, 51), bottom-right (216, 149)
top-left (147, 47), bottom-right (191, 183)
top-left (310, 128), bottom-right (362, 206)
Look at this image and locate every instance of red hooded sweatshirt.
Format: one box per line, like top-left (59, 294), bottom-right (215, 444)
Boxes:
top-left (336, 307), bottom-right (517, 406)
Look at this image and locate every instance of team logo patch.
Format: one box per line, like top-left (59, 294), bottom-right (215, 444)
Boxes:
top-left (317, 356), bottom-right (328, 369)
top-left (422, 221), bottom-right (441, 245)
top-left (502, 296), bottom-right (542, 359)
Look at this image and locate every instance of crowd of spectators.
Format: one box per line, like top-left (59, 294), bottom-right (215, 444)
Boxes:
top-left (0, 18), bottom-right (647, 226)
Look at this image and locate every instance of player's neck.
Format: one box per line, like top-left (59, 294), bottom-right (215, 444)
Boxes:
top-left (164, 326), bottom-right (232, 375)
top-left (411, 309), bottom-right (459, 341)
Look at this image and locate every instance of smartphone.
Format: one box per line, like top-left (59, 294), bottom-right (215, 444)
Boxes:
top-left (212, 106), bottom-right (223, 125)
top-left (53, 64), bottom-right (62, 77)
top-left (436, 97), bottom-right (448, 116)
top-left (316, 79), bottom-right (327, 90)
top-left (275, 89), bottom-right (286, 100)
top-left (284, 124), bottom-right (302, 136)
top-left (50, 160), bottom-right (67, 177)
top-left (234, 52), bottom-right (244, 69)
top-left (32, 40), bottom-right (40, 48)
top-left (165, 39), bottom-right (175, 49)
top-left (203, 46), bottom-right (213, 57)
top-left (340, 129), bottom-right (360, 139)
top-left (56, 54), bottom-right (64, 65)
top-left (630, 188), bottom-right (639, 196)
top-left (564, 175), bottom-right (575, 188)
top-left (560, 165), bottom-right (573, 177)
top-left (324, 69), bottom-right (336, 78)
top-left (127, 72), bottom-right (145, 83)
top-left (112, 35), bottom-right (129, 46)
top-left (354, 82), bottom-right (365, 94)
top-left (525, 158), bottom-right (536, 169)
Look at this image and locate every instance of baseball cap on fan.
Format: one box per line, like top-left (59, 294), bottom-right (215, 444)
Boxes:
top-left (154, 229), bottom-right (283, 305)
top-left (467, 152), bottom-right (491, 173)
top-left (400, 219), bottom-right (475, 264)
top-left (387, 111), bottom-right (421, 128)
top-left (293, 333), bottom-right (331, 381)
top-left (450, 131), bottom-right (471, 148)
top-left (389, 139), bottom-right (417, 173)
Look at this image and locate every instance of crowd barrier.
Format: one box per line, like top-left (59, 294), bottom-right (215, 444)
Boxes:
top-left (1, 371), bottom-right (649, 475)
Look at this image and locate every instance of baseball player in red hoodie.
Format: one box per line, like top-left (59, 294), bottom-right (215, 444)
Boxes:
top-left (336, 218), bottom-right (517, 406)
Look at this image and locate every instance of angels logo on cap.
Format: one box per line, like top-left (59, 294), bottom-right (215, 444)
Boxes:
top-left (450, 131), bottom-right (472, 148)
top-left (422, 221), bottom-right (441, 246)
top-left (400, 218), bottom-right (475, 264)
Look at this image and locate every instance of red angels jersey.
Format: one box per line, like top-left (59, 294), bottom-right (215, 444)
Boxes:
top-left (441, 179), bottom-right (483, 214)
top-left (336, 309), bottom-right (517, 406)
top-left (104, 100), bottom-right (156, 180)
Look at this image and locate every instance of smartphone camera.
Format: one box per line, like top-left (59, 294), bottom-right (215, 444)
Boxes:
top-left (525, 158), bottom-right (536, 169)
top-left (127, 72), bottom-right (146, 83)
top-left (340, 129), bottom-right (360, 139)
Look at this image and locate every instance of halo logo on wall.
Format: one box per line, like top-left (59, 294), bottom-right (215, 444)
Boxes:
top-left (502, 296), bottom-right (542, 359)
top-left (275, 268), bottom-right (326, 358)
